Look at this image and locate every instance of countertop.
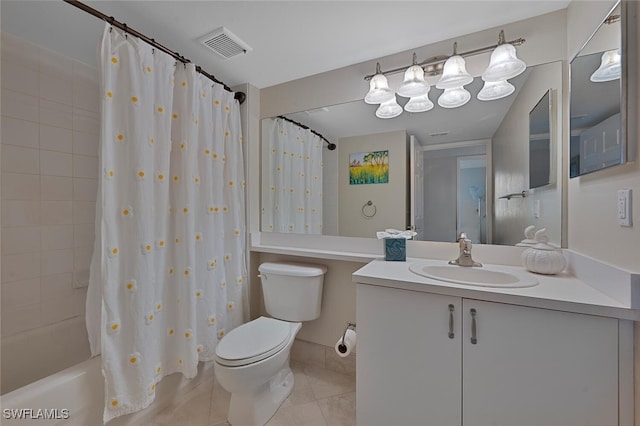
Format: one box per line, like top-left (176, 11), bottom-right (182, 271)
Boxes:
top-left (353, 257), bottom-right (640, 321)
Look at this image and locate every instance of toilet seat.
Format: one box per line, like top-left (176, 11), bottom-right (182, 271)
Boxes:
top-left (215, 317), bottom-right (291, 367)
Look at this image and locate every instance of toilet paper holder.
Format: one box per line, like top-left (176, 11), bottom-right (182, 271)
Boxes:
top-left (337, 322), bottom-right (356, 354)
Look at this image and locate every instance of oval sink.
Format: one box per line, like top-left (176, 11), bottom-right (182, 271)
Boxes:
top-left (409, 261), bottom-right (538, 288)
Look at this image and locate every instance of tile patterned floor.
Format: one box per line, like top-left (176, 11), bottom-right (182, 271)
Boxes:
top-left (141, 361), bottom-right (356, 426)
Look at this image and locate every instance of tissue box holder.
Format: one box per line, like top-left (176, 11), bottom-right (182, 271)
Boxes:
top-left (384, 238), bottom-right (406, 261)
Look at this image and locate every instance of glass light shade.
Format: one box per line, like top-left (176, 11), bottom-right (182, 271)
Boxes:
top-left (364, 73), bottom-right (395, 104)
top-left (437, 87), bottom-right (471, 109)
top-left (482, 43), bottom-right (526, 82)
top-left (477, 80), bottom-right (515, 101)
top-left (397, 65), bottom-right (430, 98)
top-left (404, 94), bottom-right (434, 113)
top-left (375, 98), bottom-right (403, 119)
top-left (590, 49), bottom-right (621, 82)
top-left (436, 55), bottom-right (473, 89)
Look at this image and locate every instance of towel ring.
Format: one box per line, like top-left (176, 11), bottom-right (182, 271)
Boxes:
top-left (362, 200), bottom-right (376, 218)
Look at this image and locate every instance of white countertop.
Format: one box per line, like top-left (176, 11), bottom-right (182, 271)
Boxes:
top-left (353, 257), bottom-right (640, 321)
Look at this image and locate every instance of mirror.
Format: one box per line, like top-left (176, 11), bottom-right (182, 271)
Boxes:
top-left (262, 60), bottom-right (564, 247)
top-left (529, 90), bottom-right (552, 189)
top-left (570, 3), bottom-right (623, 177)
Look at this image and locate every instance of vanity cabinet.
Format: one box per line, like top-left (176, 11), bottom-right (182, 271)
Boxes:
top-left (356, 284), bottom-right (619, 426)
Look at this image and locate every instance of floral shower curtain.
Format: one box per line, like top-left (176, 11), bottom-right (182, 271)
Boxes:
top-left (263, 118), bottom-right (323, 234)
top-left (86, 24), bottom-right (247, 423)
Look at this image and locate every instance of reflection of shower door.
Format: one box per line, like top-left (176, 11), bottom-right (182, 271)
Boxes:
top-left (457, 155), bottom-right (486, 244)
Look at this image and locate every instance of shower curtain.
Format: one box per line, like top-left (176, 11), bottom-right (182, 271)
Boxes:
top-left (263, 118), bottom-right (323, 234)
top-left (86, 24), bottom-right (247, 423)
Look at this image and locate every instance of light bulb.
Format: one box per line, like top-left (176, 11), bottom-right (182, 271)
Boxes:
top-left (397, 65), bottom-right (430, 98)
top-left (436, 55), bottom-right (473, 90)
top-left (482, 43), bottom-right (526, 82)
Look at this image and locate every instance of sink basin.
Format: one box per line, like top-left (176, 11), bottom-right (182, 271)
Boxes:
top-left (409, 261), bottom-right (539, 288)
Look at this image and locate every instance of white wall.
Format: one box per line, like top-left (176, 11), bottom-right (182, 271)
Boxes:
top-left (493, 61), bottom-right (564, 246)
top-left (338, 130), bottom-right (407, 238)
top-left (1, 32), bottom-right (98, 389)
top-left (566, 0), bottom-right (639, 273)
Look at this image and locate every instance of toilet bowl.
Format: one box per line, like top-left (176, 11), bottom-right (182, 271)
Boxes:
top-left (214, 262), bottom-right (327, 426)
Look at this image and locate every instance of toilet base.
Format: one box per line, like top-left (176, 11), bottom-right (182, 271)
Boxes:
top-left (228, 365), bottom-right (294, 426)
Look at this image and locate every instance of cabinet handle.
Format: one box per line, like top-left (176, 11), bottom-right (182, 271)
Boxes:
top-left (448, 304), bottom-right (455, 339)
top-left (470, 308), bottom-right (477, 344)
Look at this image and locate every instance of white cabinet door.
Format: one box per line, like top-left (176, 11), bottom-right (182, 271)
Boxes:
top-left (356, 284), bottom-right (462, 426)
top-left (462, 299), bottom-right (618, 426)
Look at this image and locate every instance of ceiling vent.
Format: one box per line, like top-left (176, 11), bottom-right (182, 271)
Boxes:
top-left (199, 27), bottom-right (252, 59)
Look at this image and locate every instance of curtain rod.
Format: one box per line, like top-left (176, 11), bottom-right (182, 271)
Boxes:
top-left (277, 116), bottom-right (337, 151)
top-left (62, 0), bottom-right (246, 104)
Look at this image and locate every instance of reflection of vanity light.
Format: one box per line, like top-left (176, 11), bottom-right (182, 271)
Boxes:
top-left (375, 98), bottom-right (403, 119)
top-left (438, 87), bottom-right (471, 108)
top-left (477, 80), bottom-right (515, 101)
top-left (590, 49), bottom-right (621, 82)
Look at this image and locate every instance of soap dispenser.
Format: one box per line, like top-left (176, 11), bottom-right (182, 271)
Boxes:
top-left (521, 228), bottom-right (566, 274)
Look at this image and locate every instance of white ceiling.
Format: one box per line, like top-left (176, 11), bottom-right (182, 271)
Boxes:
top-left (1, 1), bottom-right (571, 89)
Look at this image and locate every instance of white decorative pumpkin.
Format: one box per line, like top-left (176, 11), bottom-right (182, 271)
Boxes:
top-left (521, 228), bottom-right (566, 275)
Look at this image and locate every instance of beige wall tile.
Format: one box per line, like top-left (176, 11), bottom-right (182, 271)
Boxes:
top-left (1, 303), bottom-right (42, 336)
top-left (1, 226), bottom-right (41, 255)
top-left (72, 287), bottom-right (88, 317)
top-left (74, 247), bottom-right (93, 273)
top-left (73, 109), bottom-right (99, 135)
top-left (1, 89), bottom-right (39, 122)
top-left (41, 200), bottom-right (73, 225)
top-left (73, 223), bottom-right (94, 248)
top-left (1, 145), bottom-right (40, 174)
top-left (2, 116), bottom-right (39, 149)
top-left (2, 199), bottom-right (41, 227)
top-left (2, 252), bottom-right (41, 283)
top-left (72, 130), bottom-right (99, 157)
top-left (72, 201), bottom-right (95, 224)
top-left (1, 278), bottom-right (41, 310)
top-left (41, 272), bottom-right (73, 300)
top-left (40, 176), bottom-right (73, 200)
top-left (2, 173), bottom-right (40, 200)
top-left (73, 81), bottom-right (99, 113)
top-left (1, 62), bottom-right (39, 97)
top-left (40, 150), bottom-right (73, 177)
top-left (40, 99), bottom-right (72, 129)
top-left (40, 124), bottom-right (73, 153)
top-left (40, 73), bottom-right (73, 105)
top-left (41, 225), bottom-right (74, 251)
top-left (41, 293), bottom-right (74, 324)
top-left (41, 248), bottom-right (73, 275)
top-left (73, 178), bottom-right (97, 201)
top-left (73, 154), bottom-right (98, 179)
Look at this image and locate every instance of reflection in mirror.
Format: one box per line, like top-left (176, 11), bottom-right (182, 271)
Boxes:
top-left (570, 3), bottom-right (622, 177)
top-left (262, 62), bottom-right (564, 247)
top-left (529, 90), bottom-right (551, 189)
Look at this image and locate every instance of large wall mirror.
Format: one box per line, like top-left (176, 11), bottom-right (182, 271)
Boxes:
top-left (261, 58), bottom-right (564, 247)
top-left (569, 2), bottom-right (624, 177)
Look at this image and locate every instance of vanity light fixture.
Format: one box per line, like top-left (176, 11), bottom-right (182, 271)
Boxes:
top-left (363, 30), bottom-right (526, 118)
top-left (590, 49), bottom-right (621, 82)
top-left (364, 63), bottom-right (395, 104)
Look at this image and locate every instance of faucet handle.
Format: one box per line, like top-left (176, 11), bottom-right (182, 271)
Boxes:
top-left (457, 232), bottom-right (469, 242)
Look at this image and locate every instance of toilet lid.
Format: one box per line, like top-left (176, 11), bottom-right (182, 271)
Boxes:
top-left (215, 317), bottom-right (290, 367)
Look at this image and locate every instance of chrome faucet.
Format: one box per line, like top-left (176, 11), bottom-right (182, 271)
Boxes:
top-left (449, 233), bottom-right (482, 267)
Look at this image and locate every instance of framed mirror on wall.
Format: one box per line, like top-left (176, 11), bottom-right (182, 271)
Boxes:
top-left (261, 60), bottom-right (565, 247)
top-left (569, 2), bottom-right (627, 178)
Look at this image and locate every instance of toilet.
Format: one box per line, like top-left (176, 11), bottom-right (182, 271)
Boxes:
top-left (214, 261), bottom-right (327, 426)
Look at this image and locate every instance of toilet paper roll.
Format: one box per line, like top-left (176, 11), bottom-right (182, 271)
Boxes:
top-left (335, 329), bottom-right (357, 358)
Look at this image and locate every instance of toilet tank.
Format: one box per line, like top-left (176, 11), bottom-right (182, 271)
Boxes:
top-left (258, 262), bottom-right (327, 322)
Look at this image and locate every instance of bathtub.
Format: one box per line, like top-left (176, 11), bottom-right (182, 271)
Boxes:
top-left (1, 319), bottom-right (215, 425)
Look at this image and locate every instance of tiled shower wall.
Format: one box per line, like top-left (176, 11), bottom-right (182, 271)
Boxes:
top-left (1, 32), bottom-right (98, 337)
